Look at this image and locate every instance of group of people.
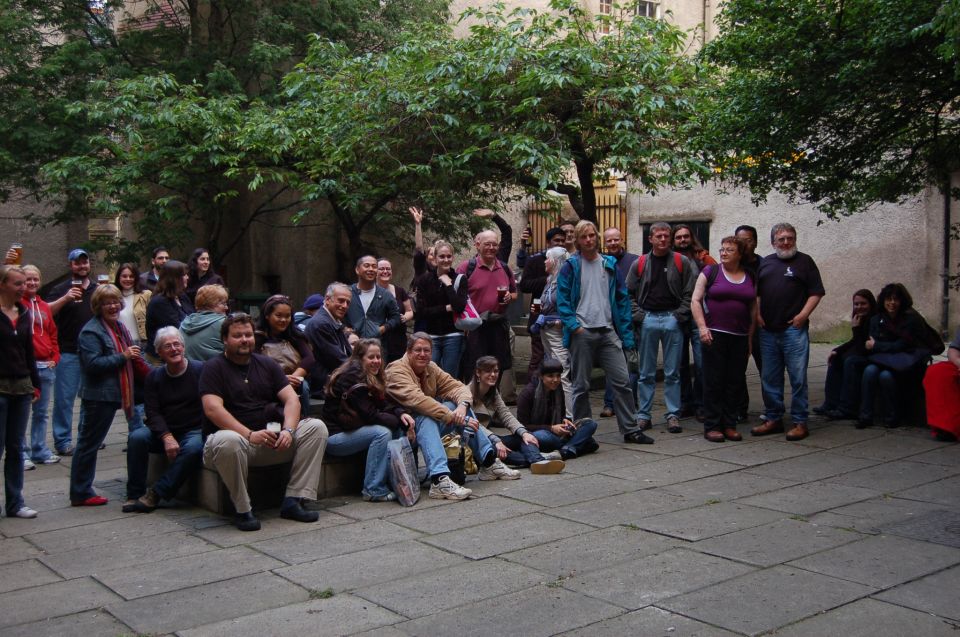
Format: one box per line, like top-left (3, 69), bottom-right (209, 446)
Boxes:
top-left (0, 212), bottom-right (956, 529)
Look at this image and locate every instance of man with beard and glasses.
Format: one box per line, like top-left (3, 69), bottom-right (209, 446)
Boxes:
top-left (752, 223), bottom-right (825, 442)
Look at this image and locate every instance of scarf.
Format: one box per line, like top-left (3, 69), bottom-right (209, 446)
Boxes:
top-left (101, 318), bottom-right (136, 419)
top-left (529, 378), bottom-right (565, 427)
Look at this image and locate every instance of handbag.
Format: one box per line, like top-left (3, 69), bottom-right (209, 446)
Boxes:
top-left (868, 349), bottom-right (931, 372)
top-left (387, 437), bottom-right (420, 507)
top-left (452, 274), bottom-right (483, 332)
top-left (335, 383), bottom-right (370, 429)
top-left (260, 339), bottom-right (302, 374)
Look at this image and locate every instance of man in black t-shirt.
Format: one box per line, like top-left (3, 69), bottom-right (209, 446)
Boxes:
top-left (45, 248), bottom-right (98, 456)
top-left (200, 313), bottom-right (328, 531)
top-left (753, 223), bottom-right (825, 442)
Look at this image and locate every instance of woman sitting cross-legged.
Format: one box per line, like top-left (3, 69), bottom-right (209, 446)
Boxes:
top-left (469, 356), bottom-right (563, 475)
top-left (516, 358), bottom-right (599, 460)
top-left (323, 338), bottom-right (415, 502)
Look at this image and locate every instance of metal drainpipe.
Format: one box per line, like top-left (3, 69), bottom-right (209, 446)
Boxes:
top-left (943, 177), bottom-right (952, 338)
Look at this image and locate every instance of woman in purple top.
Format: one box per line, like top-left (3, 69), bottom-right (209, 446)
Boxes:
top-left (691, 236), bottom-right (757, 442)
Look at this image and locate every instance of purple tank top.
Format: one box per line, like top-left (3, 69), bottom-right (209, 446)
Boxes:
top-left (704, 265), bottom-right (755, 335)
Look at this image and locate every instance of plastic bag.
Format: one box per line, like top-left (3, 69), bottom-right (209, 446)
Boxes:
top-left (387, 437), bottom-right (420, 507)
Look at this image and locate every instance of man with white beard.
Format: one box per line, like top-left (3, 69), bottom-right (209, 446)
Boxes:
top-left (751, 223), bottom-right (824, 442)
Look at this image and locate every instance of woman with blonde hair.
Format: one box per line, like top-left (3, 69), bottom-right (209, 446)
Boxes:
top-left (20, 265), bottom-right (60, 468)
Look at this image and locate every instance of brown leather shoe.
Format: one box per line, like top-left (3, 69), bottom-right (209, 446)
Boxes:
top-left (704, 430), bottom-right (726, 443)
top-left (751, 420), bottom-right (784, 436)
top-left (600, 407), bottom-right (615, 418)
top-left (723, 428), bottom-right (742, 441)
top-left (785, 423), bottom-right (809, 441)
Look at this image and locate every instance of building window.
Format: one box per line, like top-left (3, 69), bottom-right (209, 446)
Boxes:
top-left (636, 1), bottom-right (659, 18)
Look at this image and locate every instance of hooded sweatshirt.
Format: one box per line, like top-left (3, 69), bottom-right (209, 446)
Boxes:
top-left (179, 311), bottom-right (225, 361)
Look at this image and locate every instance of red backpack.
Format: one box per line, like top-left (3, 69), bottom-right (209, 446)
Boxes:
top-left (636, 252), bottom-right (683, 278)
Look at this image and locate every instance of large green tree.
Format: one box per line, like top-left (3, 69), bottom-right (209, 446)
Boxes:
top-left (698, 0), bottom-right (960, 217)
top-left (273, 0), bottom-right (707, 229)
top-left (2, 0), bottom-right (448, 262)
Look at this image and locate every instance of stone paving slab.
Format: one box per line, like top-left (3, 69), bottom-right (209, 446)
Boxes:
top-left (180, 593), bottom-right (405, 637)
top-left (192, 508), bottom-right (354, 547)
top-left (823, 459), bottom-right (960, 492)
top-left (873, 563), bottom-right (960, 622)
top-left (787, 424), bottom-right (885, 449)
top-left (0, 502), bottom-right (128, 537)
top-left (786, 534), bottom-right (960, 589)
top-left (906, 443), bottom-right (960, 466)
top-left (0, 610), bottom-right (131, 637)
top-left (692, 518), bottom-right (865, 567)
top-left (562, 547), bottom-right (755, 609)
top-left (737, 480), bottom-right (881, 515)
top-left (420, 512), bottom-right (595, 560)
top-left (770, 597), bottom-right (960, 636)
top-left (355, 558), bottom-right (547, 619)
top-left (832, 433), bottom-right (946, 462)
top-left (808, 496), bottom-right (948, 535)
top-left (0, 537), bottom-right (43, 565)
top-left (396, 584), bottom-right (623, 637)
top-left (95, 544), bottom-right (286, 600)
top-left (880, 508), bottom-right (960, 548)
top-left (659, 565), bottom-right (876, 636)
top-left (251, 518), bottom-right (421, 565)
top-left (604, 455), bottom-right (742, 487)
top-left (318, 494), bottom-right (450, 521)
top-left (275, 539), bottom-right (467, 593)
top-left (386, 494), bottom-right (542, 534)
top-left (742, 450), bottom-right (880, 483)
top-left (501, 525), bottom-right (680, 578)
top-left (0, 577), bottom-right (122, 630)
top-left (560, 446), bottom-right (672, 475)
top-left (40, 529), bottom-right (216, 579)
top-left (659, 471), bottom-right (798, 503)
top-left (636, 502), bottom-right (786, 541)
top-left (545, 488), bottom-right (697, 528)
top-left (894, 475), bottom-right (960, 508)
top-left (496, 474), bottom-right (637, 507)
top-left (0, 559), bottom-right (61, 594)
top-left (107, 572), bottom-right (309, 635)
top-left (24, 512), bottom-right (185, 553)
top-left (557, 606), bottom-right (739, 637)
top-left (693, 440), bottom-right (815, 467)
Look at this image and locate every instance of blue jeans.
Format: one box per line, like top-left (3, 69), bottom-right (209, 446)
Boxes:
top-left (760, 327), bottom-right (810, 423)
top-left (860, 364), bottom-right (897, 422)
top-left (636, 312), bottom-right (684, 421)
top-left (431, 333), bottom-right (464, 378)
top-left (0, 393), bottom-right (30, 515)
top-left (126, 427), bottom-right (204, 500)
top-left (531, 418), bottom-right (599, 456)
top-left (835, 355), bottom-right (869, 415)
top-left (415, 402), bottom-right (493, 479)
top-left (125, 404), bottom-right (145, 434)
top-left (52, 352), bottom-right (83, 452)
top-left (498, 433), bottom-right (545, 467)
top-left (326, 425), bottom-right (393, 499)
top-left (24, 366), bottom-right (56, 462)
top-left (69, 400), bottom-right (118, 503)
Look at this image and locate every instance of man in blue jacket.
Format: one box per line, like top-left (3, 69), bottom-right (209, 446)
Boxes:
top-left (557, 221), bottom-right (654, 445)
top-left (346, 255), bottom-right (401, 339)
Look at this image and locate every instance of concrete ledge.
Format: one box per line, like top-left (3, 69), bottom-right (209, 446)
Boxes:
top-left (147, 451), bottom-right (365, 515)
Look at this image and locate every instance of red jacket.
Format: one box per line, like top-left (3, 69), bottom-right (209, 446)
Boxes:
top-left (22, 294), bottom-right (59, 364)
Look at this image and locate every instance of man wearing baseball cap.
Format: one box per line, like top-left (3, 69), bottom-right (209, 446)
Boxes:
top-left (45, 249), bottom-right (98, 455)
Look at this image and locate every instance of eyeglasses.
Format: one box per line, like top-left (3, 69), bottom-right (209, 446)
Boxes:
top-left (102, 301), bottom-right (122, 308)
top-left (718, 247), bottom-right (737, 253)
top-left (159, 342), bottom-right (184, 351)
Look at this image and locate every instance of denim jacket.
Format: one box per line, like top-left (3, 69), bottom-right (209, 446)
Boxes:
top-left (78, 318), bottom-right (130, 403)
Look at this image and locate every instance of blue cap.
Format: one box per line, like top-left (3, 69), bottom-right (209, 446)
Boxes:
top-left (67, 248), bottom-right (89, 261)
top-left (302, 294), bottom-right (324, 311)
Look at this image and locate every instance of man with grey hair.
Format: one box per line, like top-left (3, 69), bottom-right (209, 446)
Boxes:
top-left (626, 221), bottom-right (696, 434)
top-left (753, 223), bottom-right (824, 441)
top-left (456, 228), bottom-right (516, 381)
top-left (558, 220), bottom-right (653, 445)
top-left (305, 282), bottom-right (355, 397)
top-left (124, 327), bottom-right (204, 513)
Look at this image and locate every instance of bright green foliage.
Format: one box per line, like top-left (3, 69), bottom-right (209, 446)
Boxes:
top-left (277, 0), bottom-right (707, 226)
top-left (699, 0), bottom-right (960, 217)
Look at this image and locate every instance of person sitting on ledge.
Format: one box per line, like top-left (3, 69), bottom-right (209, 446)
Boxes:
top-left (200, 312), bottom-right (328, 531)
top-left (124, 327), bottom-right (204, 513)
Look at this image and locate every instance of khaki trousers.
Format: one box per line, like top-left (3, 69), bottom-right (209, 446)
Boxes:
top-left (202, 418), bottom-right (328, 513)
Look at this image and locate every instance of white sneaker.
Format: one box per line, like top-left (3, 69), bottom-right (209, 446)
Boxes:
top-left (541, 450), bottom-right (563, 461)
top-left (478, 458), bottom-right (521, 481)
top-left (40, 455), bottom-right (61, 465)
top-left (530, 459), bottom-right (565, 475)
top-left (428, 475), bottom-right (472, 500)
top-left (22, 459), bottom-right (35, 471)
top-left (13, 506), bottom-right (37, 519)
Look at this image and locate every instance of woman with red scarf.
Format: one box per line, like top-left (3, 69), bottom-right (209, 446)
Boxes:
top-left (70, 285), bottom-right (150, 506)
top-left (924, 329), bottom-right (960, 441)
